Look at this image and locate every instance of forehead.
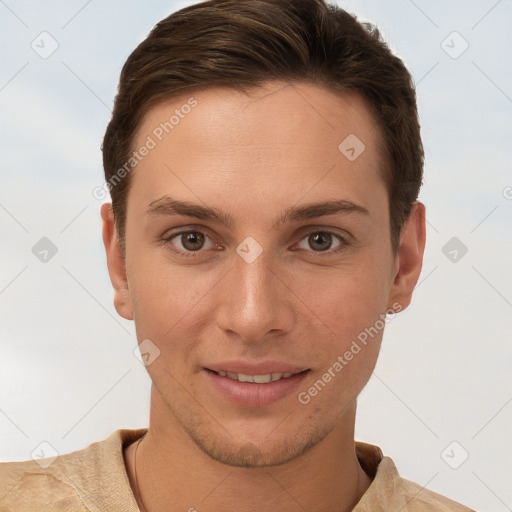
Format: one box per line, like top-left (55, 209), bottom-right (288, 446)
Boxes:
top-left (129, 81), bottom-right (387, 219)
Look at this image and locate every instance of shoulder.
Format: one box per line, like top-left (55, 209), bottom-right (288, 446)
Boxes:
top-left (354, 442), bottom-right (475, 512)
top-left (0, 429), bottom-right (146, 512)
top-left (395, 471), bottom-right (476, 511)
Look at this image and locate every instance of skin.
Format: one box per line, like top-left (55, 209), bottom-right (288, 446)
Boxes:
top-left (101, 80), bottom-right (426, 511)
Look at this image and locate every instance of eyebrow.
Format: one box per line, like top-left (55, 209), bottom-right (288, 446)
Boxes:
top-left (146, 195), bottom-right (370, 228)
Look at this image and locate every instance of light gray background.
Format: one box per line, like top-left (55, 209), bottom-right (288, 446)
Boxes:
top-left (1, 1), bottom-right (511, 510)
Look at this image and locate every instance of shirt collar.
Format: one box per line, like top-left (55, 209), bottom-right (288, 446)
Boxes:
top-left (110, 430), bottom-right (406, 511)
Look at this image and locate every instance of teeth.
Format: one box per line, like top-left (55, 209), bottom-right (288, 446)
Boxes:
top-left (215, 371), bottom-right (295, 383)
top-left (253, 374), bottom-right (272, 383)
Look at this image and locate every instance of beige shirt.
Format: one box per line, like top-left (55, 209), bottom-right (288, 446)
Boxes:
top-left (0, 429), bottom-right (475, 511)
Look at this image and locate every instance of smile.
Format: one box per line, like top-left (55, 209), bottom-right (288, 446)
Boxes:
top-left (205, 368), bottom-right (310, 407)
top-left (213, 370), bottom-right (296, 383)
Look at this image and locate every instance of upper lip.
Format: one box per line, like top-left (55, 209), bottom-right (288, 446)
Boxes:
top-left (206, 361), bottom-right (310, 375)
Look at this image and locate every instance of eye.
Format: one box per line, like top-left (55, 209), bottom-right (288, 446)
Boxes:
top-left (162, 229), bottom-right (218, 257)
top-left (161, 227), bottom-right (350, 258)
top-left (295, 230), bottom-right (349, 256)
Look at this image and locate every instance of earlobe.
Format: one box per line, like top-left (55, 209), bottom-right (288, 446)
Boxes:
top-left (100, 203), bottom-right (133, 321)
top-left (388, 201), bottom-right (426, 311)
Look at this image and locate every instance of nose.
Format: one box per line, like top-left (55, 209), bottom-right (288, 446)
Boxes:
top-left (216, 247), bottom-right (295, 344)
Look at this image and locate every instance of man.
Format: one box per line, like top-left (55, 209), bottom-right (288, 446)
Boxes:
top-left (0, 0), bottom-right (475, 510)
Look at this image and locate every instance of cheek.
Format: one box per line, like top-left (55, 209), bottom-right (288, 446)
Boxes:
top-left (298, 260), bottom-right (389, 391)
top-left (301, 262), bottom-right (389, 339)
top-left (127, 256), bottom-right (221, 343)
top-left (299, 331), bottom-right (382, 415)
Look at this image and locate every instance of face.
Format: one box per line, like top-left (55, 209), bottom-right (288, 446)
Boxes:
top-left (103, 81), bottom-right (423, 467)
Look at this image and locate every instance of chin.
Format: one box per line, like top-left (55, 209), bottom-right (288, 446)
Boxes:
top-left (183, 418), bottom-right (329, 468)
top-left (153, 375), bottom-right (348, 468)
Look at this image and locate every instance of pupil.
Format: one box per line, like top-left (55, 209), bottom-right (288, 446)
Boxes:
top-left (310, 232), bottom-right (331, 251)
top-left (183, 232), bottom-right (204, 251)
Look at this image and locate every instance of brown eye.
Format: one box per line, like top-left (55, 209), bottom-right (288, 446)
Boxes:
top-left (296, 231), bottom-right (346, 253)
top-left (162, 229), bottom-right (217, 258)
top-left (180, 232), bottom-right (205, 251)
top-left (308, 232), bottom-right (334, 251)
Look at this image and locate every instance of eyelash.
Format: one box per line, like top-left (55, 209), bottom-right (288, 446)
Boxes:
top-left (161, 228), bottom-right (351, 259)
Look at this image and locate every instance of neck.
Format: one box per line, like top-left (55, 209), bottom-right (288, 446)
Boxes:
top-left (125, 394), bottom-right (372, 512)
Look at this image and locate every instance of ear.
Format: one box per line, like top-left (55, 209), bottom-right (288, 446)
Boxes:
top-left (100, 203), bottom-right (133, 320)
top-left (387, 201), bottom-right (426, 311)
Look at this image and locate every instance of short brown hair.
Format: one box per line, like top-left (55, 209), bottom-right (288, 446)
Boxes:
top-left (102, 0), bottom-right (423, 256)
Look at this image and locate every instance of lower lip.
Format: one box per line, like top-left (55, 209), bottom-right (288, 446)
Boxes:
top-left (203, 369), bottom-right (310, 408)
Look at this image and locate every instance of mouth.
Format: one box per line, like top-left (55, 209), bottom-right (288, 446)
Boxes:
top-left (203, 367), bottom-right (311, 407)
top-left (209, 369), bottom-right (300, 383)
